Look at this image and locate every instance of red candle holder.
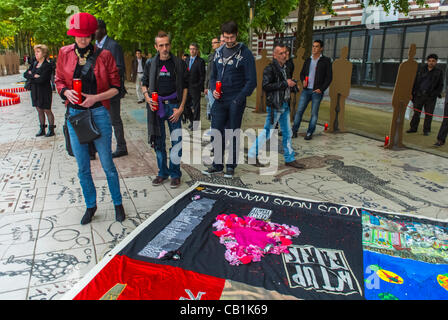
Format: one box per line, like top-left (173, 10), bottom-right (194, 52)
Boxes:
top-left (216, 81), bottom-right (222, 98)
top-left (151, 92), bottom-right (159, 111)
top-left (72, 78), bottom-right (82, 104)
top-left (324, 123), bottom-right (328, 131)
top-left (384, 135), bottom-right (390, 147)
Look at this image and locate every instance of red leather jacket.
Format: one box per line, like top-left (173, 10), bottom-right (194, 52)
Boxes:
top-left (55, 44), bottom-right (121, 109)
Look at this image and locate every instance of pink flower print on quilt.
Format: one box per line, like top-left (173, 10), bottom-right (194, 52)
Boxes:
top-left (212, 214), bottom-right (300, 266)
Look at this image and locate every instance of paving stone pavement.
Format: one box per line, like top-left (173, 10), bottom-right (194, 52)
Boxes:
top-left (0, 72), bottom-right (447, 300)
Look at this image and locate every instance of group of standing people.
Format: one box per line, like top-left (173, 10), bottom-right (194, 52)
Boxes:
top-left (21, 11), bottom-right (448, 227)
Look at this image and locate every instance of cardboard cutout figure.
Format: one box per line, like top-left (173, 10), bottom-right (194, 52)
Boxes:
top-left (0, 55), bottom-right (5, 76)
top-left (255, 49), bottom-right (270, 113)
top-left (329, 46), bottom-right (352, 133)
top-left (291, 47), bottom-right (305, 118)
top-left (387, 44), bottom-right (418, 149)
top-left (5, 52), bottom-right (12, 75)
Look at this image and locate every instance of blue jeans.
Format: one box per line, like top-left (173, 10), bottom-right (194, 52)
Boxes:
top-left (292, 88), bottom-right (324, 135)
top-left (67, 106), bottom-right (122, 208)
top-left (154, 103), bottom-right (182, 178)
top-left (248, 102), bottom-right (295, 163)
top-left (211, 96), bottom-right (245, 170)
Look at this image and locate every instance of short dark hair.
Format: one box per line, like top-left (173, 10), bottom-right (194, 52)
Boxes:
top-left (427, 53), bottom-right (438, 61)
top-left (189, 42), bottom-right (199, 49)
top-left (313, 39), bottom-right (324, 48)
top-left (154, 30), bottom-right (171, 44)
top-left (97, 19), bottom-right (107, 31)
top-left (221, 21), bottom-right (238, 34)
top-left (135, 49), bottom-right (142, 53)
top-left (273, 42), bottom-right (286, 50)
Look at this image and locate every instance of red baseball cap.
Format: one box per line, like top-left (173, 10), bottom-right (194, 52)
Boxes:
top-left (67, 12), bottom-right (98, 37)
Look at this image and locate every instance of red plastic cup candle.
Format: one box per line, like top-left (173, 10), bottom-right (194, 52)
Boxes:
top-left (215, 81), bottom-right (222, 98)
top-left (72, 78), bottom-right (82, 104)
top-left (324, 123), bottom-right (328, 131)
top-left (151, 92), bottom-right (159, 111)
top-left (384, 135), bottom-right (390, 147)
top-left (304, 76), bottom-right (309, 88)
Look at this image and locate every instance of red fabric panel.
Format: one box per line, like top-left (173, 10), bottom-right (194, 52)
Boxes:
top-left (74, 255), bottom-right (225, 300)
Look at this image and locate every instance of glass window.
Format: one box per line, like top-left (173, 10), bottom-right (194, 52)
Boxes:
top-left (366, 29), bottom-right (383, 63)
top-left (335, 32), bottom-right (350, 58)
top-left (403, 25), bottom-right (426, 62)
top-left (349, 31), bottom-right (365, 62)
top-left (321, 33), bottom-right (335, 59)
top-left (383, 27), bottom-right (403, 63)
top-left (426, 23), bottom-right (448, 63)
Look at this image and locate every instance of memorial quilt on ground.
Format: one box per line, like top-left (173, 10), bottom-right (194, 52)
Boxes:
top-left (63, 183), bottom-right (448, 300)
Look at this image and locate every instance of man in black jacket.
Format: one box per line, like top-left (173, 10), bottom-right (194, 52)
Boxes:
top-left (95, 19), bottom-right (128, 158)
top-left (292, 40), bottom-right (332, 140)
top-left (131, 49), bottom-right (147, 103)
top-left (407, 53), bottom-right (444, 136)
top-left (141, 31), bottom-right (188, 189)
top-left (247, 44), bottom-right (304, 169)
top-left (185, 43), bottom-right (206, 130)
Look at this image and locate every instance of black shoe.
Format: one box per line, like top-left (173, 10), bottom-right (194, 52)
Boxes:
top-left (406, 129), bottom-right (417, 133)
top-left (81, 206), bottom-right (97, 225)
top-left (112, 150), bottom-right (128, 158)
top-left (152, 176), bottom-right (168, 186)
top-left (137, 100), bottom-right (144, 104)
top-left (292, 132), bottom-right (298, 138)
top-left (434, 140), bottom-right (445, 147)
top-left (36, 125), bottom-right (47, 137)
top-left (45, 125), bottom-right (56, 137)
top-left (304, 133), bottom-right (312, 140)
top-left (201, 166), bottom-right (223, 175)
top-left (115, 204), bottom-right (125, 222)
top-left (170, 177), bottom-right (181, 189)
top-left (224, 168), bottom-right (234, 179)
top-left (285, 160), bottom-right (306, 169)
top-left (247, 157), bottom-right (265, 167)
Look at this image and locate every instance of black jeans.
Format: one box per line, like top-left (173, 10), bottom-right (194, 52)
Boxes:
top-left (211, 96), bottom-right (246, 170)
top-left (108, 95), bottom-right (127, 152)
top-left (409, 94), bottom-right (437, 133)
top-left (437, 101), bottom-right (448, 143)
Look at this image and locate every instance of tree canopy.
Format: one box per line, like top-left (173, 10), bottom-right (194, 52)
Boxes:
top-left (0, 0), bottom-right (430, 57)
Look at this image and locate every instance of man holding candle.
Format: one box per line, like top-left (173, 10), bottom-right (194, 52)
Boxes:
top-left (247, 43), bottom-right (304, 169)
top-left (292, 40), bottom-right (332, 141)
top-left (141, 31), bottom-right (188, 189)
top-left (202, 21), bottom-right (257, 179)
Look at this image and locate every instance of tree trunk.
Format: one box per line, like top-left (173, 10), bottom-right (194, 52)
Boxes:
top-left (294, 0), bottom-right (317, 60)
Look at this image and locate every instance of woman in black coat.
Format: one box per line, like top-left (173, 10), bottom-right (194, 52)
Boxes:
top-left (24, 44), bottom-right (55, 137)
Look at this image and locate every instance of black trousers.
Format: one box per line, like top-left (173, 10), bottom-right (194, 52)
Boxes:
top-left (108, 95), bottom-right (127, 152)
top-left (437, 100), bottom-right (448, 143)
top-left (185, 88), bottom-right (201, 123)
top-left (409, 94), bottom-right (438, 133)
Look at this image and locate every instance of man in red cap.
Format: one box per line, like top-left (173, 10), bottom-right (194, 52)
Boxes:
top-left (55, 12), bottom-right (126, 225)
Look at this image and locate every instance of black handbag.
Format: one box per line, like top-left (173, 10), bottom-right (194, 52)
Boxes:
top-left (68, 108), bottom-right (101, 144)
top-left (63, 108), bottom-right (74, 156)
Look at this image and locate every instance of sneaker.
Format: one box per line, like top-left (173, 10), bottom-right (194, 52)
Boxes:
top-left (304, 133), bottom-right (312, 140)
top-left (224, 168), bottom-right (234, 179)
top-left (152, 176), bottom-right (168, 186)
top-left (201, 166), bottom-right (223, 175)
top-left (170, 177), bottom-right (181, 189)
top-left (285, 160), bottom-right (305, 169)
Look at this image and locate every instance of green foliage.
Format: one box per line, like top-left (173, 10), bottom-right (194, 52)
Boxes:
top-left (0, 0), bottom-right (432, 54)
